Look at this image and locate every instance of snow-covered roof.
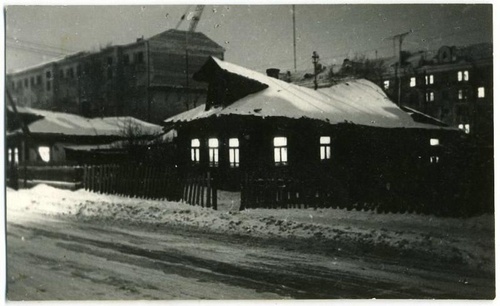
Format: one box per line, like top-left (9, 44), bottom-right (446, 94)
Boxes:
top-left (8, 107), bottom-right (163, 137)
top-left (165, 57), bottom-right (451, 130)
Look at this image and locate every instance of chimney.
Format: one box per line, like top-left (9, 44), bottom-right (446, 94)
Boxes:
top-left (266, 68), bottom-right (280, 79)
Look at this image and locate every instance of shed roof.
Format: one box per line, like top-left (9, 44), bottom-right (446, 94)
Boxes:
top-left (8, 107), bottom-right (163, 137)
top-left (165, 57), bottom-right (451, 130)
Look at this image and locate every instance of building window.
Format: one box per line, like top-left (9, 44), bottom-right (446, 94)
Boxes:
top-left (8, 149), bottom-right (12, 163)
top-left (458, 124), bottom-right (471, 134)
top-left (228, 138), bottom-right (240, 168)
top-left (410, 77), bottom-right (416, 87)
top-left (208, 138), bottom-right (219, 167)
top-left (17, 80), bottom-right (22, 89)
top-left (425, 74), bottom-right (434, 85)
top-left (46, 71), bottom-right (51, 79)
top-left (426, 92), bottom-right (434, 102)
top-left (123, 54), bottom-right (130, 65)
top-left (383, 80), bottom-right (390, 90)
top-left (458, 70), bottom-right (469, 82)
top-left (68, 68), bottom-right (74, 79)
top-left (36, 75), bottom-right (42, 85)
top-left (478, 87), bottom-right (485, 98)
top-left (320, 136), bottom-right (331, 160)
top-left (60, 69), bottom-right (65, 78)
top-left (77, 65), bottom-right (82, 76)
top-left (46, 81), bottom-right (51, 91)
top-left (14, 148), bottom-right (19, 164)
top-left (38, 146), bottom-right (51, 163)
top-left (191, 139), bottom-right (200, 163)
top-left (30, 77), bottom-right (35, 86)
top-left (430, 138), bottom-right (439, 146)
top-left (430, 156), bottom-right (440, 164)
top-left (458, 89), bottom-right (464, 100)
top-left (24, 79), bottom-right (28, 88)
top-left (273, 137), bottom-right (288, 166)
top-left (136, 52), bottom-right (144, 64)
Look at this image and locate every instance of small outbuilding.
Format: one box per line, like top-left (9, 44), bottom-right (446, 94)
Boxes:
top-left (6, 106), bottom-right (164, 165)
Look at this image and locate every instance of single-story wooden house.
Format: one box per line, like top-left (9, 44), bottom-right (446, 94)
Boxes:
top-left (165, 57), bottom-right (470, 210)
top-left (6, 106), bottom-right (163, 165)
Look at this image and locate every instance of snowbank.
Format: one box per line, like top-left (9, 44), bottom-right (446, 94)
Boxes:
top-left (6, 185), bottom-right (494, 273)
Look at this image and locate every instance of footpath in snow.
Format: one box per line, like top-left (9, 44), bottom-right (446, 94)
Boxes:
top-left (6, 184), bottom-right (495, 274)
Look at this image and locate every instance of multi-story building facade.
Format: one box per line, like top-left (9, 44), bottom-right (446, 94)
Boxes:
top-left (6, 29), bottom-right (225, 123)
top-left (381, 43), bottom-right (493, 147)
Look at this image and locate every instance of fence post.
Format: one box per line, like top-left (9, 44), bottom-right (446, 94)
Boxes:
top-left (206, 172), bottom-right (212, 208)
top-left (211, 174), bottom-right (217, 210)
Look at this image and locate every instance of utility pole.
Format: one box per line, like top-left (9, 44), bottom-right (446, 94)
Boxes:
top-left (312, 51), bottom-right (319, 90)
top-left (292, 5), bottom-right (297, 72)
top-left (387, 31), bottom-right (410, 106)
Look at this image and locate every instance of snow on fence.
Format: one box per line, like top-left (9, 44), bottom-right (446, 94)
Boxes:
top-left (83, 164), bottom-right (182, 201)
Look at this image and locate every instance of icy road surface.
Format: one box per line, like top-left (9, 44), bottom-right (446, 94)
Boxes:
top-left (6, 185), bottom-right (495, 300)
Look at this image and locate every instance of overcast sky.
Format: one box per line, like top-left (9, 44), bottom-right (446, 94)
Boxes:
top-left (5, 4), bottom-right (493, 74)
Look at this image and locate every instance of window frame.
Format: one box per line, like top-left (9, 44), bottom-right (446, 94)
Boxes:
top-left (208, 138), bottom-right (219, 167)
top-left (273, 136), bottom-right (288, 166)
top-left (228, 138), bottom-right (240, 168)
top-left (190, 139), bottom-right (200, 164)
top-left (319, 136), bottom-right (331, 161)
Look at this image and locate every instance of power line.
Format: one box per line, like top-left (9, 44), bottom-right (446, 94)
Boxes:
top-left (6, 36), bottom-right (77, 54)
top-left (6, 43), bottom-right (66, 57)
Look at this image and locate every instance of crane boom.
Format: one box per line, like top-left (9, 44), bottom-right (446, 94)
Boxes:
top-left (187, 5), bottom-right (205, 32)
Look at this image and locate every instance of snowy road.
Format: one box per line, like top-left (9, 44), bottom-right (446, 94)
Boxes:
top-left (7, 212), bottom-right (494, 300)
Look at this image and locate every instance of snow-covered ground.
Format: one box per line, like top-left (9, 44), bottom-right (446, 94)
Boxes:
top-left (7, 185), bottom-right (495, 274)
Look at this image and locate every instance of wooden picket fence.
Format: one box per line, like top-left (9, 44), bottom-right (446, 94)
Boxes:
top-left (83, 164), bottom-right (182, 201)
top-left (240, 175), bottom-right (347, 210)
top-left (182, 172), bottom-right (217, 210)
top-left (82, 164), bottom-right (217, 209)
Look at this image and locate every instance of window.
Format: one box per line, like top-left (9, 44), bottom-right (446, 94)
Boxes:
top-left (191, 139), bottom-right (200, 163)
top-left (319, 136), bottom-right (331, 160)
top-left (478, 87), bottom-right (485, 98)
top-left (30, 77), bottom-right (35, 86)
top-left (383, 80), bottom-right (390, 90)
top-left (60, 69), bottom-right (65, 78)
top-left (68, 68), bottom-right (74, 79)
top-left (123, 54), bottom-right (130, 65)
top-left (46, 81), bottom-right (51, 91)
top-left (8, 149), bottom-right (11, 163)
top-left (36, 75), bottom-right (42, 85)
top-left (458, 89), bottom-right (464, 100)
top-left (410, 77), bottom-right (416, 87)
top-left (77, 65), bottom-right (82, 76)
top-left (208, 138), bottom-right (219, 167)
top-left (38, 146), bottom-right (51, 163)
top-left (228, 138), bottom-right (240, 168)
top-left (426, 92), bottom-right (434, 102)
top-left (136, 52), bottom-right (144, 64)
top-left (430, 156), bottom-right (440, 164)
top-left (273, 137), bottom-right (288, 166)
top-left (430, 138), bottom-right (440, 146)
top-left (458, 124), bottom-right (470, 134)
top-left (458, 70), bottom-right (469, 82)
top-left (24, 79), bottom-right (28, 88)
top-left (46, 71), bottom-right (51, 78)
top-left (14, 148), bottom-right (19, 164)
top-left (425, 74), bottom-right (434, 85)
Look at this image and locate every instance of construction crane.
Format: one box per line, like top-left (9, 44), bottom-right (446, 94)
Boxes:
top-left (175, 5), bottom-right (205, 32)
